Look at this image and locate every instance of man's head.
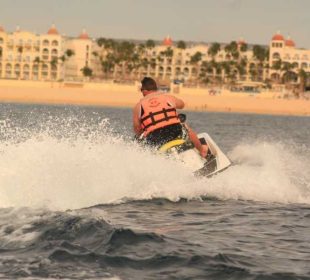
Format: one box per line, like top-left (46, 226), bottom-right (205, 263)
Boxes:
top-left (141, 77), bottom-right (157, 96)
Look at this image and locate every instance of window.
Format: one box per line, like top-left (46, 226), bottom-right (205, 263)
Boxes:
top-left (42, 40), bottom-right (49, 47)
top-left (52, 40), bottom-right (59, 47)
top-left (272, 52), bottom-right (280, 60)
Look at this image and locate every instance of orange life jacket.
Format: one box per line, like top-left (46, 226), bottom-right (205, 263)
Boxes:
top-left (139, 93), bottom-right (180, 136)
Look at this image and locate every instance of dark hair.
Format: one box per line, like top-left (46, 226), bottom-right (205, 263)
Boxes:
top-left (141, 77), bottom-right (157, 91)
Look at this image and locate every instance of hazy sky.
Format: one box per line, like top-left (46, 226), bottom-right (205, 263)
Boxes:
top-left (1, 0), bottom-right (310, 47)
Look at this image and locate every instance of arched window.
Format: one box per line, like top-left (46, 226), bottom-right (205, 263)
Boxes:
top-left (302, 55), bottom-right (308, 61)
top-left (42, 64), bottom-right (48, 71)
top-left (42, 40), bottom-right (49, 47)
top-left (292, 62), bottom-right (299, 68)
top-left (5, 63), bottom-right (12, 71)
top-left (293, 54), bottom-right (300, 60)
top-left (0, 38), bottom-right (3, 44)
top-left (272, 52), bottom-right (280, 60)
top-left (5, 63), bottom-right (12, 77)
top-left (52, 40), bottom-right (59, 47)
top-left (183, 67), bottom-right (189, 76)
top-left (175, 67), bottom-right (181, 75)
top-left (51, 49), bottom-right (58, 56)
top-left (41, 64), bottom-right (48, 77)
top-left (191, 67), bottom-right (198, 76)
top-left (301, 63), bottom-right (308, 69)
top-left (42, 48), bottom-right (49, 60)
top-left (270, 73), bottom-right (280, 82)
top-left (23, 64), bottom-right (30, 72)
top-left (159, 66), bottom-right (164, 72)
top-left (32, 65), bottom-right (39, 73)
top-left (166, 67), bottom-right (172, 73)
top-left (14, 64), bottom-right (21, 76)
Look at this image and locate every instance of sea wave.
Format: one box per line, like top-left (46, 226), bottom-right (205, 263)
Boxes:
top-left (0, 123), bottom-right (309, 210)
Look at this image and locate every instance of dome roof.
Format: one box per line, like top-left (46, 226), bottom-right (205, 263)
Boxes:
top-left (0, 26), bottom-right (5, 32)
top-left (238, 38), bottom-right (246, 45)
top-left (285, 37), bottom-right (295, 47)
top-left (272, 33), bottom-right (284, 41)
top-left (47, 24), bottom-right (59, 35)
top-left (163, 35), bottom-right (173, 46)
top-left (78, 29), bottom-right (90, 40)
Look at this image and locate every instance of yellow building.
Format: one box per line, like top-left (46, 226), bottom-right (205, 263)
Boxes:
top-left (0, 25), bottom-right (93, 82)
top-left (63, 29), bottom-right (93, 81)
top-left (269, 32), bottom-right (310, 82)
top-left (1, 26), bottom-right (309, 86)
top-left (0, 25), bottom-right (62, 80)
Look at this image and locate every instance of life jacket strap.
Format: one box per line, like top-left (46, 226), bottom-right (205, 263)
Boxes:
top-left (141, 108), bottom-right (178, 130)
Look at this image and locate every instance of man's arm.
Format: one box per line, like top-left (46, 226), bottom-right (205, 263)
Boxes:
top-left (170, 95), bottom-right (185, 109)
top-left (133, 103), bottom-right (143, 135)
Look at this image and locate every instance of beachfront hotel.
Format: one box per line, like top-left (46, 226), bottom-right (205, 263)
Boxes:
top-left (0, 25), bottom-right (309, 87)
top-left (0, 24), bottom-right (92, 81)
top-left (269, 32), bottom-right (310, 81)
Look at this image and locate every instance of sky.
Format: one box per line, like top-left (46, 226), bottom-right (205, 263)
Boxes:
top-left (1, 0), bottom-right (310, 47)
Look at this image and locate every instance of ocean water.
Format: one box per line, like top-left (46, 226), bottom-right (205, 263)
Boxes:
top-left (0, 103), bottom-right (309, 280)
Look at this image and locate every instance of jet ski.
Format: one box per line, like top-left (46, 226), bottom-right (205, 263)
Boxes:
top-left (137, 114), bottom-right (232, 177)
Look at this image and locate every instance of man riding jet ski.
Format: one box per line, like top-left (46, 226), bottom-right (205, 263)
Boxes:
top-left (133, 77), bottom-right (208, 157)
top-left (133, 77), bottom-right (231, 176)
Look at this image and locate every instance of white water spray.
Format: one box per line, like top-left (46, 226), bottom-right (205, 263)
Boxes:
top-left (0, 123), bottom-right (310, 210)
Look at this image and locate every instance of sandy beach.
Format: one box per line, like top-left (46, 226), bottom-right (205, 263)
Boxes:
top-left (0, 80), bottom-right (309, 116)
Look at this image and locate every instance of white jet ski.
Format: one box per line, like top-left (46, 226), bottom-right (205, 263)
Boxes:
top-left (158, 131), bottom-right (231, 177)
top-left (137, 114), bottom-right (232, 177)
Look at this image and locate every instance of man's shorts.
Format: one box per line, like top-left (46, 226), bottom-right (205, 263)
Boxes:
top-left (145, 123), bottom-right (183, 148)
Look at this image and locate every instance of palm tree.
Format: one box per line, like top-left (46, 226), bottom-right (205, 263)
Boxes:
top-left (81, 66), bottom-right (93, 80)
top-left (271, 59), bottom-right (282, 83)
top-left (298, 69), bottom-right (307, 95)
top-left (281, 62), bottom-right (297, 84)
top-left (208, 43), bottom-right (221, 58)
top-left (146, 39), bottom-right (155, 49)
top-left (225, 41), bottom-right (239, 60)
top-left (177, 40), bottom-right (186, 49)
top-left (50, 58), bottom-right (58, 80)
top-left (190, 52), bottom-right (202, 65)
top-left (240, 43), bottom-right (248, 52)
top-left (65, 49), bottom-right (75, 58)
top-left (97, 37), bottom-right (106, 47)
top-left (253, 45), bottom-right (268, 62)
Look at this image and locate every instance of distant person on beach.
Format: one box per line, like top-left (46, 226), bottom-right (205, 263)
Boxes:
top-left (133, 77), bottom-right (208, 157)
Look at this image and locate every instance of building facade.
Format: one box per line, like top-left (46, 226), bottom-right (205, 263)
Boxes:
top-left (0, 25), bottom-right (92, 81)
top-left (269, 32), bottom-right (310, 82)
top-left (1, 25), bottom-right (309, 85)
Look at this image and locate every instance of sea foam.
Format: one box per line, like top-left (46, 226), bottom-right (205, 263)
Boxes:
top-left (0, 119), bottom-right (310, 210)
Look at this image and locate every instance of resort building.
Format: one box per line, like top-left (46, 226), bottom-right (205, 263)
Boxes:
top-left (0, 25), bottom-right (309, 88)
top-left (0, 24), bottom-right (92, 81)
top-left (0, 25), bottom-right (63, 80)
top-left (63, 29), bottom-right (93, 80)
top-left (269, 32), bottom-right (310, 82)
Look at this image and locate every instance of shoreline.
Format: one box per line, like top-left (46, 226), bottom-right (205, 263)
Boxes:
top-left (0, 82), bottom-right (309, 117)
